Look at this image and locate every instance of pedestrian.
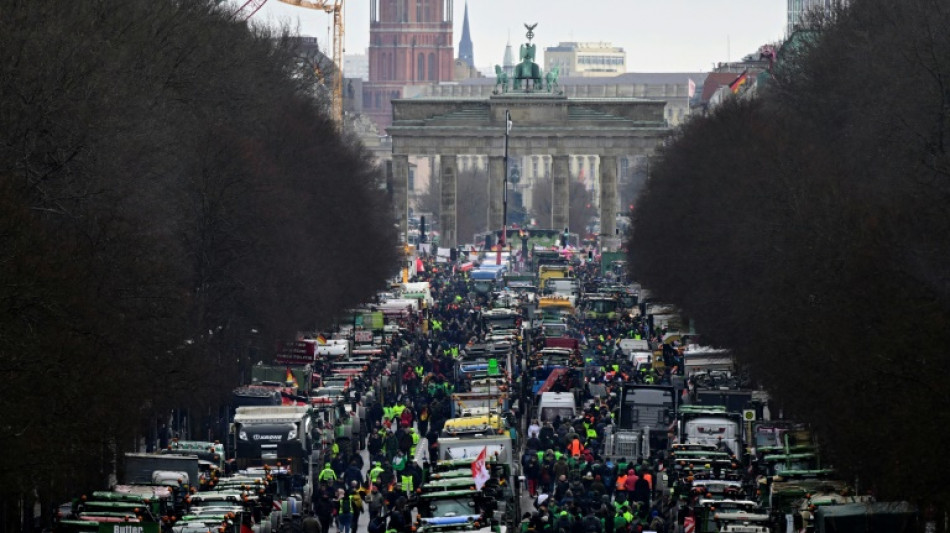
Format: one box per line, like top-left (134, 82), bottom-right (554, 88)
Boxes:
top-left (335, 487), bottom-right (354, 533)
top-left (303, 511), bottom-right (323, 533)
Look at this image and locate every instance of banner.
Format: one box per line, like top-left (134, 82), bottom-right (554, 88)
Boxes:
top-left (471, 447), bottom-right (490, 490)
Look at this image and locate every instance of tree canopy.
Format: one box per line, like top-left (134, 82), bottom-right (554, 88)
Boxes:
top-left (628, 0), bottom-right (950, 507)
top-left (0, 0), bottom-right (398, 525)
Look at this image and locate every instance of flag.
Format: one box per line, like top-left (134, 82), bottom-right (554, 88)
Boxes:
top-left (729, 70), bottom-right (749, 94)
top-left (687, 78), bottom-right (696, 98)
top-left (505, 110), bottom-right (512, 135)
top-left (316, 334), bottom-right (327, 345)
top-left (471, 447), bottom-right (490, 490)
top-left (285, 367), bottom-right (299, 388)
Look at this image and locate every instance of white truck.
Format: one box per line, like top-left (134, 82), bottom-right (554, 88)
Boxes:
top-left (679, 406), bottom-right (741, 457)
top-left (536, 391), bottom-right (577, 424)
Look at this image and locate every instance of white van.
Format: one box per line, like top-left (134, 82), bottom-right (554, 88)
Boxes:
top-left (537, 392), bottom-right (577, 423)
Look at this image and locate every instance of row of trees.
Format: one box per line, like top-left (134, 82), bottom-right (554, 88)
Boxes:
top-left (0, 0), bottom-right (398, 528)
top-left (628, 0), bottom-right (950, 509)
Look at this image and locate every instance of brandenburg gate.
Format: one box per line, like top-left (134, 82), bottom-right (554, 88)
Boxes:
top-left (387, 25), bottom-right (670, 250)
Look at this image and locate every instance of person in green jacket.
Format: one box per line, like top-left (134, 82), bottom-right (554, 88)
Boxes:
top-left (319, 462), bottom-right (338, 484)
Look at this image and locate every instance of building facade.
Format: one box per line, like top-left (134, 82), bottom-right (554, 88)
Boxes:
top-left (344, 53), bottom-right (369, 81)
top-left (363, 0), bottom-right (455, 130)
top-left (544, 42), bottom-right (626, 78)
top-left (787, 0), bottom-right (840, 33)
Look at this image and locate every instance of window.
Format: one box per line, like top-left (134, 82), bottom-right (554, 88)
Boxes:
top-left (428, 53), bottom-right (437, 81)
top-left (417, 53), bottom-right (425, 80)
top-left (416, 0), bottom-right (422, 22)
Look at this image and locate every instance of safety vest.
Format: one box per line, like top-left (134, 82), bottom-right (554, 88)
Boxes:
top-left (319, 467), bottom-right (337, 481)
top-left (622, 511), bottom-right (635, 524)
top-left (643, 472), bottom-right (653, 489)
top-left (393, 404), bottom-right (405, 416)
top-left (331, 442), bottom-right (340, 457)
top-left (569, 439), bottom-right (582, 457)
top-left (400, 474), bottom-right (414, 493)
top-left (586, 428), bottom-right (598, 440)
top-left (339, 494), bottom-right (354, 514)
top-left (615, 474), bottom-right (627, 491)
top-left (411, 431), bottom-right (420, 445)
top-left (451, 346), bottom-right (459, 358)
top-left (369, 466), bottom-right (384, 483)
top-left (415, 366), bottom-right (424, 377)
top-left (384, 406), bottom-right (394, 420)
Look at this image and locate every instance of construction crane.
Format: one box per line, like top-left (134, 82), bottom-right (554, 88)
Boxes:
top-left (232, 0), bottom-right (345, 125)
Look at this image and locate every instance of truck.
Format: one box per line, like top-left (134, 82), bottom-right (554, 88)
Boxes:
top-left (121, 453), bottom-right (200, 490)
top-left (613, 384), bottom-right (677, 454)
top-left (677, 405), bottom-right (742, 458)
top-left (230, 406), bottom-right (312, 468)
top-left (813, 502), bottom-right (918, 533)
top-left (433, 435), bottom-right (521, 529)
top-left (536, 391), bottom-right (577, 423)
top-left (683, 347), bottom-right (734, 376)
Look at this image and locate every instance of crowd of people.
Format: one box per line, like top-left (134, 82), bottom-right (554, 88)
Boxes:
top-left (301, 254), bottom-right (687, 533)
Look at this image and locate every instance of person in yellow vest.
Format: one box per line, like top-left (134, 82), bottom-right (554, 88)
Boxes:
top-left (399, 473), bottom-right (414, 495)
top-left (409, 427), bottom-right (420, 457)
top-left (369, 462), bottom-right (385, 488)
top-left (319, 462), bottom-right (338, 484)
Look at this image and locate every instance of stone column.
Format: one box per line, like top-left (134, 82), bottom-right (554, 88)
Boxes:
top-left (552, 155), bottom-right (571, 232)
top-left (392, 154), bottom-right (409, 242)
top-left (488, 155), bottom-right (505, 231)
top-left (440, 154), bottom-right (458, 248)
top-left (599, 155), bottom-right (619, 249)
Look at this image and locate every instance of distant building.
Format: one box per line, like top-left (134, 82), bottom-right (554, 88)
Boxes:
top-left (457, 1), bottom-right (474, 69)
top-left (788, 0), bottom-right (841, 33)
top-left (363, 0), bottom-right (455, 131)
top-left (344, 53), bottom-right (369, 81)
top-left (543, 42), bottom-right (626, 78)
top-left (502, 35), bottom-right (515, 78)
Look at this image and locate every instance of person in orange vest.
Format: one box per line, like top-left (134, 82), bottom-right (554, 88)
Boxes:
top-left (642, 470), bottom-right (653, 490)
top-left (616, 471), bottom-right (628, 493)
top-left (568, 436), bottom-right (583, 457)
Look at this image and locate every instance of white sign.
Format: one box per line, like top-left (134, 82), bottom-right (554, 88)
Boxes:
top-left (445, 444), bottom-right (505, 460)
top-left (354, 330), bottom-right (373, 343)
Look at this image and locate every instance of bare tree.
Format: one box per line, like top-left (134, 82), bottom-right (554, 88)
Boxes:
top-left (628, 0), bottom-right (950, 510)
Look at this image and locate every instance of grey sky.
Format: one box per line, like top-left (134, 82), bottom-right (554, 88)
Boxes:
top-left (246, 0), bottom-right (787, 73)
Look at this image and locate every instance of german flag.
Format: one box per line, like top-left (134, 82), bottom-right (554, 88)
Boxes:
top-left (316, 333), bottom-right (327, 345)
top-left (729, 70), bottom-right (749, 94)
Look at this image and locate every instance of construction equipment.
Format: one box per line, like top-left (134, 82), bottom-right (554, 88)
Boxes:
top-left (232, 0), bottom-right (345, 125)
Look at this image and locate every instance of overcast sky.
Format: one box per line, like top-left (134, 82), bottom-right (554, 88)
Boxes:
top-left (245, 0), bottom-right (788, 73)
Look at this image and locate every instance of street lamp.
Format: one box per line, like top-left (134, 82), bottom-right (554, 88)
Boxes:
top-left (498, 109), bottom-right (512, 266)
